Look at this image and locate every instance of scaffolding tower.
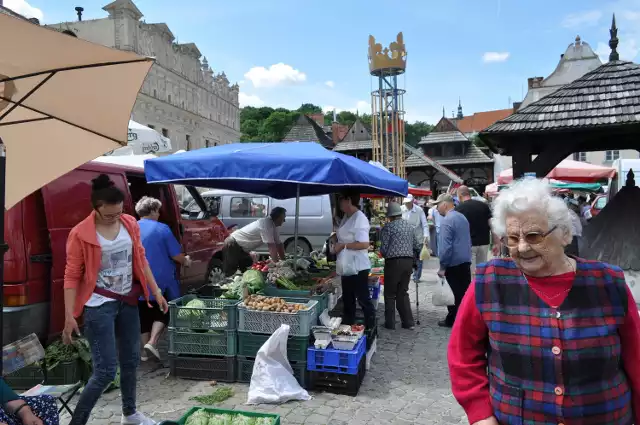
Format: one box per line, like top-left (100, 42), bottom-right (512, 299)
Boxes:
top-left (368, 32), bottom-right (407, 178)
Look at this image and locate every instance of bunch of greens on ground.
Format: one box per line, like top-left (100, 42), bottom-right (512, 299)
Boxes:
top-left (189, 386), bottom-right (234, 404)
top-left (185, 407), bottom-right (274, 425)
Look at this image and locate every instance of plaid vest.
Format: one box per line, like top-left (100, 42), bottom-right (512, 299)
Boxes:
top-left (475, 258), bottom-right (632, 425)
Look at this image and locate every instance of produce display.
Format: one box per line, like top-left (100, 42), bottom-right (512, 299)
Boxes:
top-left (220, 270), bottom-right (266, 300)
top-left (368, 252), bottom-right (384, 268)
top-left (185, 408), bottom-right (274, 425)
top-left (242, 295), bottom-right (309, 313)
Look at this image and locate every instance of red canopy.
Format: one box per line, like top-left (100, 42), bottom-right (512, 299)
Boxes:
top-left (363, 185), bottom-right (432, 199)
top-left (497, 159), bottom-right (616, 184)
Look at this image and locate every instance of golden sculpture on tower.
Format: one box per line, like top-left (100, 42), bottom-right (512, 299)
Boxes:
top-left (368, 32), bottom-right (407, 76)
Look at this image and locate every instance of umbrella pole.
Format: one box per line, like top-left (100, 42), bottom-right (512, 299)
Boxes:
top-left (293, 184), bottom-right (300, 265)
top-left (0, 141), bottom-right (6, 376)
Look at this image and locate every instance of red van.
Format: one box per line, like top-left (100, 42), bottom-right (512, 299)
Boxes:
top-left (3, 160), bottom-right (228, 345)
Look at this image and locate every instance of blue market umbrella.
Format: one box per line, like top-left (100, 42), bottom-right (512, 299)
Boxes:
top-left (144, 142), bottom-right (408, 199)
top-left (145, 142), bottom-right (408, 258)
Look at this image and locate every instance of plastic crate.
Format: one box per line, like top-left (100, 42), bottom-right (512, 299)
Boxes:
top-left (169, 295), bottom-right (239, 331)
top-left (307, 336), bottom-right (366, 374)
top-left (45, 360), bottom-right (84, 385)
top-left (263, 286), bottom-right (329, 315)
top-left (168, 354), bottom-right (236, 382)
top-left (236, 356), bottom-right (307, 388)
top-left (238, 299), bottom-right (318, 337)
top-left (307, 355), bottom-right (366, 396)
top-left (237, 331), bottom-right (309, 363)
top-left (177, 407), bottom-right (280, 425)
top-left (168, 329), bottom-right (237, 357)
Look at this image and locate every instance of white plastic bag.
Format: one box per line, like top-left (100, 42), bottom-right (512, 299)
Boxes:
top-left (247, 324), bottom-right (311, 404)
top-left (336, 249), bottom-right (357, 276)
top-left (432, 277), bottom-right (455, 307)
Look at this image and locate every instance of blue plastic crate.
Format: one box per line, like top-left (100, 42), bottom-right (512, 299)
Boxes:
top-left (307, 336), bottom-right (366, 374)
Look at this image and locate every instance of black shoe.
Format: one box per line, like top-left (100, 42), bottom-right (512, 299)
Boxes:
top-left (401, 324), bottom-right (415, 330)
top-left (438, 320), bottom-right (453, 328)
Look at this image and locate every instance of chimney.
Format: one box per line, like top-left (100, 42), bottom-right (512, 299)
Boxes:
top-left (308, 113), bottom-right (324, 127)
top-left (75, 6), bottom-right (84, 21)
top-left (527, 77), bottom-right (544, 89)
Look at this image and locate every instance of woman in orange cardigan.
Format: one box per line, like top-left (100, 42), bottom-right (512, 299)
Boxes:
top-left (62, 174), bottom-right (168, 425)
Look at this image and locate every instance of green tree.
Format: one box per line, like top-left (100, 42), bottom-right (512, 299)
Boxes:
top-left (469, 133), bottom-right (486, 148)
top-left (259, 111), bottom-right (297, 141)
top-left (405, 121), bottom-right (434, 147)
top-left (240, 119), bottom-right (261, 141)
top-left (297, 103), bottom-right (323, 114)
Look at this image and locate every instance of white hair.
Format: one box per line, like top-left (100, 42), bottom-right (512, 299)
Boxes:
top-left (491, 178), bottom-right (573, 237)
top-left (135, 196), bottom-right (162, 217)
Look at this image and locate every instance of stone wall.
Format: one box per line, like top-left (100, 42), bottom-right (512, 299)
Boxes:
top-left (47, 0), bottom-right (240, 150)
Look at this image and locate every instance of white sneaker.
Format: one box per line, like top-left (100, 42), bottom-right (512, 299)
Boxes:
top-left (144, 343), bottom-right (161, 360)
top-left (121, 412), bottom-right (156, 425)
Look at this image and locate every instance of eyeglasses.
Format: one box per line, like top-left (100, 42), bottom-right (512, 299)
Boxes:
top-left (502, 226), bottom-right (557, 248)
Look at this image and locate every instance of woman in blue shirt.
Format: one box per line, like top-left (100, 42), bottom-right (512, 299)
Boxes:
top-left (135, 197), bottom-right (191, 361)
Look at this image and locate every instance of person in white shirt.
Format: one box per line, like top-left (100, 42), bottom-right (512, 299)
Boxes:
top-left (222, 207), bottom-right (286, 276)
top-left (335, 191), bottom-right (376, 330)
top-left (401, 194), bottom-right (429, 283)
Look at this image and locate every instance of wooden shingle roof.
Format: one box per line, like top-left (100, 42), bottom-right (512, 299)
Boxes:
top-left (418, 130), bottom-right (468, 145)
top-left (483, 60), bottom-right (640, 135)
top-left (282, 114), bottom-right (333, 148)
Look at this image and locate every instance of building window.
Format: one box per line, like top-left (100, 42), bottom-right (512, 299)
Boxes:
top-left (605, 150), bottom-right (620, 161)
top-left (186, 134), bottom-right (191, 151)
top-left (147, 124), bottom-right (155, 130)
top-left (162, 128), bottom-right (169, 138)
top-left (153, 89), bottom-right (157, 98)
top-left (168, 94), bottom-right (172, 103)
top-left (573, 152), bottom-right (586, 162)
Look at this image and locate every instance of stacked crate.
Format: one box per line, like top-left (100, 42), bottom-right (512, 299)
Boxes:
top-left (306, 336), bottom-right (367, 396)
top-left (236, 298), bottom-right (318, 388)
top-left (167, 295), bottom-right (240, 382)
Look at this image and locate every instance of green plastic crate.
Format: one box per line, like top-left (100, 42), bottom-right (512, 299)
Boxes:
top-left (169, 295), bottom-right (239, 331)
top-left (236, 356), bottom-right (307, 388)
top-left (237, 331), bottom-right (309, 363)
top-left (177, 407), bottom-right (280, 425)
top-left (4, 364), bottom-right (43, 390)
top-left (263, 287), bottom-right (329, 316)
top-left (168, 329), bottom-right (237, 356)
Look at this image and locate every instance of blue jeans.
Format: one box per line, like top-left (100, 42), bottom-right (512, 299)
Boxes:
top-left (70, 302), bottom-right (140, 425)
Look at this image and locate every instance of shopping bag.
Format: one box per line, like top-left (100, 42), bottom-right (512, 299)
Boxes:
top-left (247, 324), bottom-right (311, 404)
top-left (420, 244), bottom-right (431, 261)
top-left (432, 277), bottom-right (455, 307)
top-left (336, 249), bottom-right (358, 276)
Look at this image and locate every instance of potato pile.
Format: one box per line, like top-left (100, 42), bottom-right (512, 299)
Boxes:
top-left (243, 295), bottom-right (307, 313)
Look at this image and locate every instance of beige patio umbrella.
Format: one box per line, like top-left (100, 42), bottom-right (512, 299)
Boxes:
top-left (0, 13), bottom-right (154, 209)
top-left (0, 13), bottom-right (153, 358)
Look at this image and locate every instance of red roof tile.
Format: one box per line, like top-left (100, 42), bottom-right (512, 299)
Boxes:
top-left (456, 108), bottom-right (514, 134)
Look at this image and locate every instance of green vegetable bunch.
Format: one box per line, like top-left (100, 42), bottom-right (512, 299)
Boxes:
top-left (185, 408), bottom-right (275, 425)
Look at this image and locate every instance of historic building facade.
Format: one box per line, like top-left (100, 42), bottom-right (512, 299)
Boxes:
top-left (47, 0), bottom-right (240, 151)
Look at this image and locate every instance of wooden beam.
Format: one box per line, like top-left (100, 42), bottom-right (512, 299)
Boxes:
top-left (512, 149), bottom-right (532, 179)
top-left (530, 142), bottom-right (577, 177)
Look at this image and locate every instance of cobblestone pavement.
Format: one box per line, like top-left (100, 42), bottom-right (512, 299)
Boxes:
top-left (62, 258), bottom-right (467, 425)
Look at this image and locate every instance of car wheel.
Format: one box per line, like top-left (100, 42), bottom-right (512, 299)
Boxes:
top-left (285, 239), bottom-right (311, 256)
top-left (207, 258), bottom-right (225, 286)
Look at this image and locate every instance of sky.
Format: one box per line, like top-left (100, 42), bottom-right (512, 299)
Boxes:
top-left (8, 0), bottom-right (640, 124)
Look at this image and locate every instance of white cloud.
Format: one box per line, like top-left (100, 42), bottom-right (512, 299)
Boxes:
top-left (562, 10), bottom-right (602, 28)
top-left (324, 81), bottom-right (335, 88)
top-left (244, 63), bottom-right (306, 88)
top-left (482, 52), bottom-right (510, 63)
top-left (4, 0), bottom-right (43, 20)
top-left (238, 92), bottom-right (264, 107)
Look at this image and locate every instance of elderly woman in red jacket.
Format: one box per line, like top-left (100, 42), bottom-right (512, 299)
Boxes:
top-left (448, 178), bottom-right (640, 425)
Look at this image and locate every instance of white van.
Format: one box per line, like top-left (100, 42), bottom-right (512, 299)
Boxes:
top-left (187, 189), bottom-right (334, 255)
top-left (608, 159), bottom-right (640, 197)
